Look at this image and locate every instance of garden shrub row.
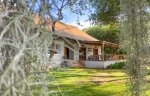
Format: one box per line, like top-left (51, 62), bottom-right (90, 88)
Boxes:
top-left (107, 62), bottom-right (126, 69)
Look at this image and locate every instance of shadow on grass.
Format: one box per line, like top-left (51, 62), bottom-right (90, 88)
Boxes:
top-left (90, 78), bottom-right (126, 85)
top-left (49, 83), bottom-right (125, 96)
top-left (49, 68), bottom-right (126, 96)
top-left (52, 67), bottom-right (125, 75)
top-left (54, 74), bottom-right (125, 79)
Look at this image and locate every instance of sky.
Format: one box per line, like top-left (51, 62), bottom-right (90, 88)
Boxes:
top-left (29, 0), bottom-right (93, 29)
top-left (60, 3), bottom-right (94, 30)
top-left (62, 11), bottom-right (92, 29)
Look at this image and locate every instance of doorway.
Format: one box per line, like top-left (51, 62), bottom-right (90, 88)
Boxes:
top-left (79, 47), bottom-right (86, 60)
top-left (64, 47), bottom-right (69, 59)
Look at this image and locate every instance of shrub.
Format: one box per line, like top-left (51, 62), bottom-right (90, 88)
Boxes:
top-left (107, 62), bottom-right (125, 69)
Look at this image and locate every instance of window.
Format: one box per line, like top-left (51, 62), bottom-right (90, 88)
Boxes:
top-left (93, 48), bottom-right (98, 55)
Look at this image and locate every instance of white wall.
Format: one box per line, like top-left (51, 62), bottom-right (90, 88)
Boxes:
top-left (83, 61), bottom-right (104, 68)
top-left (51, 39), bottom-right (80, 66)
top-left (51, 54), bottom-right (64, 67)
top-left (55, 40), bottom-right (64, 56)
top-left (83, 60), bottom-right (123, 69)
top-left (50, 39), bottom-right (64, 66)
top-left (74, 43), bottom-right (80, 60)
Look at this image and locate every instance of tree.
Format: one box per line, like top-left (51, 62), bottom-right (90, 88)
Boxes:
top-left (0, 0), bottom-right (86, 96)
top-left (89, 0), bottom-right (150, 25)
top-left (29, 0), bottom-right (88, 59)
top-left (0, 1), bottom-right (53, 95)
top-left (84, 24), bottom-right (120, 43)
top-left (120, 0), bottom-right (150, 95)
top-left (89, 0), bottom-right (120, 24)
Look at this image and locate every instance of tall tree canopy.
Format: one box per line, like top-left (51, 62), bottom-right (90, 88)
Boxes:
top-left (89, 0), bottom-right (120, 24)
top-left (84, 24), bottom-right (119, 43)
top-left (85, 0), bottom-right (120, 44)
top-left (89, 0), bottom-right (150, 25)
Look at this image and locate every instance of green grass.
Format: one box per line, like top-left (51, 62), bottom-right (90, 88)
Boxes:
top-left (49, 68), bottom-right (150, 96)
top-left (49, 68), bottom-right (126, 96)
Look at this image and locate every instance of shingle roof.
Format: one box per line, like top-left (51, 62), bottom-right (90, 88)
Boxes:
top-left (34, 15), bottom-right (98, 41)
top-left (51, 22), bottom-right (98, 41)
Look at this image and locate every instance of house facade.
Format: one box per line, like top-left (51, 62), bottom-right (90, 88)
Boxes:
top-left (50, 21), bottom-right (101, 67)
top-left (49, 21), bottom-right (125, 68)
top-left (34, 15), bottom-right (125, 68)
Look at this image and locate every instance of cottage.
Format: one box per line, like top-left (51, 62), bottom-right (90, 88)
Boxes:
top-left (47, 21), bottom-right (125, 68)
top-left (34, 15), bottom-right (125, 68)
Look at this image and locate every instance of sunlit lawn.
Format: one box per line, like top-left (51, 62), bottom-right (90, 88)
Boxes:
top-left (49, 68), bottom-right (150, 96)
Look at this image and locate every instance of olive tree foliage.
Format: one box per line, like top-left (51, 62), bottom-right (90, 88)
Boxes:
top-left (120, 0), bottom-right (150, 95)
top-left (0, 1), bottom-right (53, 96)
top-left (0, 0), bottom-right (86, 96)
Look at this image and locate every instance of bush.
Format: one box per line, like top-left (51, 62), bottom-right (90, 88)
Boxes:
top-left (107, 62), bottom-right (125, 69)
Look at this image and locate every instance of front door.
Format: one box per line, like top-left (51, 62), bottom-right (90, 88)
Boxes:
top-left (64, 47), bottom-right (69, 59)
top-left (79, 47), bottom-right (86, 60)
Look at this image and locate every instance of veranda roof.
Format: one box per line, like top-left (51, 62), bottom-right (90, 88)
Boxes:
top-left (82, 41), bottom-right (119, 47)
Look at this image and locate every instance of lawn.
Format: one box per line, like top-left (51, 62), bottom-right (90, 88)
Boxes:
top-left (49, 68), bottom-right (126, 96)
top-left (49, 68), bottom-right (150, 96)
